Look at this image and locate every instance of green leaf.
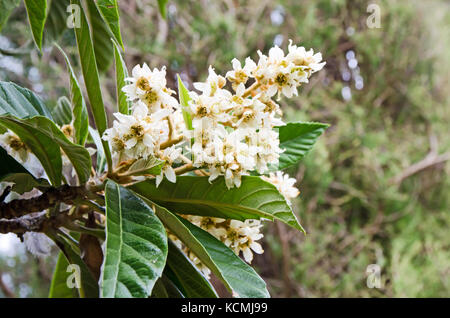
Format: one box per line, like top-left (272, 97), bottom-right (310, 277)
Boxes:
top-left (130, 175), bottom-right (305, 232)
top-left (277, 121), bottom-right (329, 170)
top-left (112, 39), bottom-right (130, 114)
top-left (0, 146), bottom-right (50, 194)
top-left (151, 276), bottom-right (169, 298)
top-left (52, 96), bottom-right (72, 126)
top-left (153, 274), bottom-right (185, 298)
top-left (85, 0), bottom-right (114, 73)
top-left (51, 235), bottom-right (100, 298)
top-left (55, 44), bottom-right (89, 145)
top-left (0, 117), bottom-right (62, 185)
top-left (0, 81), bottom-right (53, 119)
top-left (44, 0), bottom-right (71, 45)
top-left (101, 180), bottom-right (168, 298)
top-left (166, 240), bottom-right (218, 298)
top-left (1, 172), bottom-right (50, 194)
top-left (177, 75), bottom-right (193, 131)
top-left (0, 0), bottom-right (20, 32)
top-left (0, 145), bottom-right (29, 178)
top-left (97, 0), bottom-right (124, 49)
top-left (48, 252), bottom-right (79, 298)
top-left (124, 157), bottom-right (164, 176)
top-left (71, 0), bottom-right (112, 169)
top-left (157, 0), bottom-right (168, 19)
top-left (150, 203), bottom-right (269, 298)
top-left (0, 116), bottom-right (92, 185)
top-left (24, 0), bottom-right (48, 51)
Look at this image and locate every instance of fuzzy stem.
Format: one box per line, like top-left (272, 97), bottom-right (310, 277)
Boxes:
top-left (243, 82), bottom-right (261, 98)
top-left (160, 135), bottom-right (184, 149)
top-left (174, 163), bottom-right (194, 175)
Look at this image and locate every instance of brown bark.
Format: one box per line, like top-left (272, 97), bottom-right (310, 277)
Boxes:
top-left (0, 185), bottom-right (87, 219)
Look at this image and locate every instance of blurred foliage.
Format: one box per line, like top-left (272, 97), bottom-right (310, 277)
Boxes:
top-left (0, 235), bottom-right (56, 298)
top-left (0, 0), bottom-right (449, 297)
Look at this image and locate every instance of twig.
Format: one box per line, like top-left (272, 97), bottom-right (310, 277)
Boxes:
top-left (179, 154), bottom-right (192, 165)
top-left (243, 82), bottom-right (261, 98)
top-left (167, 115), bottom-right (176, 140)
top-left (160, 135), bottom-right (184, 149)
top-left (391, 151), bottom-right (450, 185)
top-left (0, 185), bottom-right (93, 219)
top-left (174, 163), bottom-right (194, 175)
top-left (0, 212), bottom-right (48, 235)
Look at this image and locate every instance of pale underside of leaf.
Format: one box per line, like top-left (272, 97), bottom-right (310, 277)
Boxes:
top-left (0, 81), bottom-right (53, 119)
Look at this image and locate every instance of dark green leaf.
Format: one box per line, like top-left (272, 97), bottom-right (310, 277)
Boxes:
top-left (151, 276), bottom-right (169, 298)
top-left (48, 252), bottom-right (80, 298)
top-left (153, 274), bottom-right (185, 298)
top-left (166, 240), bottom-right (218, 298)
top-left (71, 0), bottom-right (112, 169)
top-left (0, 146), bottom-right (50, 194)
top-left (85, 0), bottom-right (114, 73)
top-left (112, 39), bottom-right (130, 114)
top-left (55, 44), bottom-right (89, 145)
top-left (1, 172), bottom-right (50, 194)
top-left (277, 121), bottom-right (329, 170)
top-left (157, 0), bottom-right (168, 19)
top-left (24, 0), bottom-right (48, 51)
top-left (150, 203), bottom-right (269, 298)
top-left (0, 81), bottom-right (53, 119)
top-left (101, 180), bottom-right (168, 298)
top-left (130, 175), bottom-right (305, 232)
top-left (0, 117), bottom-right (62, 185)
top-left (0, 116), bottom-right (92, 185)
top-left (97, 0), bottom-right (124, 49)
top-left (0, 145), bottom-right (29, 178)
top-left (44, 0), bottom-right (71, 45)
top-left (52, 234), bottom-right (100, 298)
top-left (52, 96), bottom-right (72, 126)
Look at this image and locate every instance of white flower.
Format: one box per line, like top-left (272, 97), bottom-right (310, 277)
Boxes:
top-left (189, 93), bottom-right (232, 123)
top-left (183, 215), bottom-right (265, 264)
top-left (0, 130), bottom-right (29, 163)
top-left (253, 50), bottom-right (276, 84)
top-left (103, 101), bottom-right (170, 161)
top-left (226, 57), bottom-right (257, 88)
top-left (187, 250), bottom-right (211, 278)
top-left (156, 145), bottom-right (182, 186)
top-left (287, 40), bottom-right (326, 75)
top-left (115, 42), bottom-right (325, 189)
top-left (193, 66), bottom-right (226, 97)
top-left (268, 45), bottom-right (286, 64)
top-left (267, 61), bottom-right (300, 99)
top-left (262, 171), bottom-right (300, 203)
top-left (122, 64), bottom-right (178, 111)
top-left (222, 219), bottom-right (264, 263)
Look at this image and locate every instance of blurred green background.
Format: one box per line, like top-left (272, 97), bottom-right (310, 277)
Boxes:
top-left (0, 0), bottom-right (449, 297)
